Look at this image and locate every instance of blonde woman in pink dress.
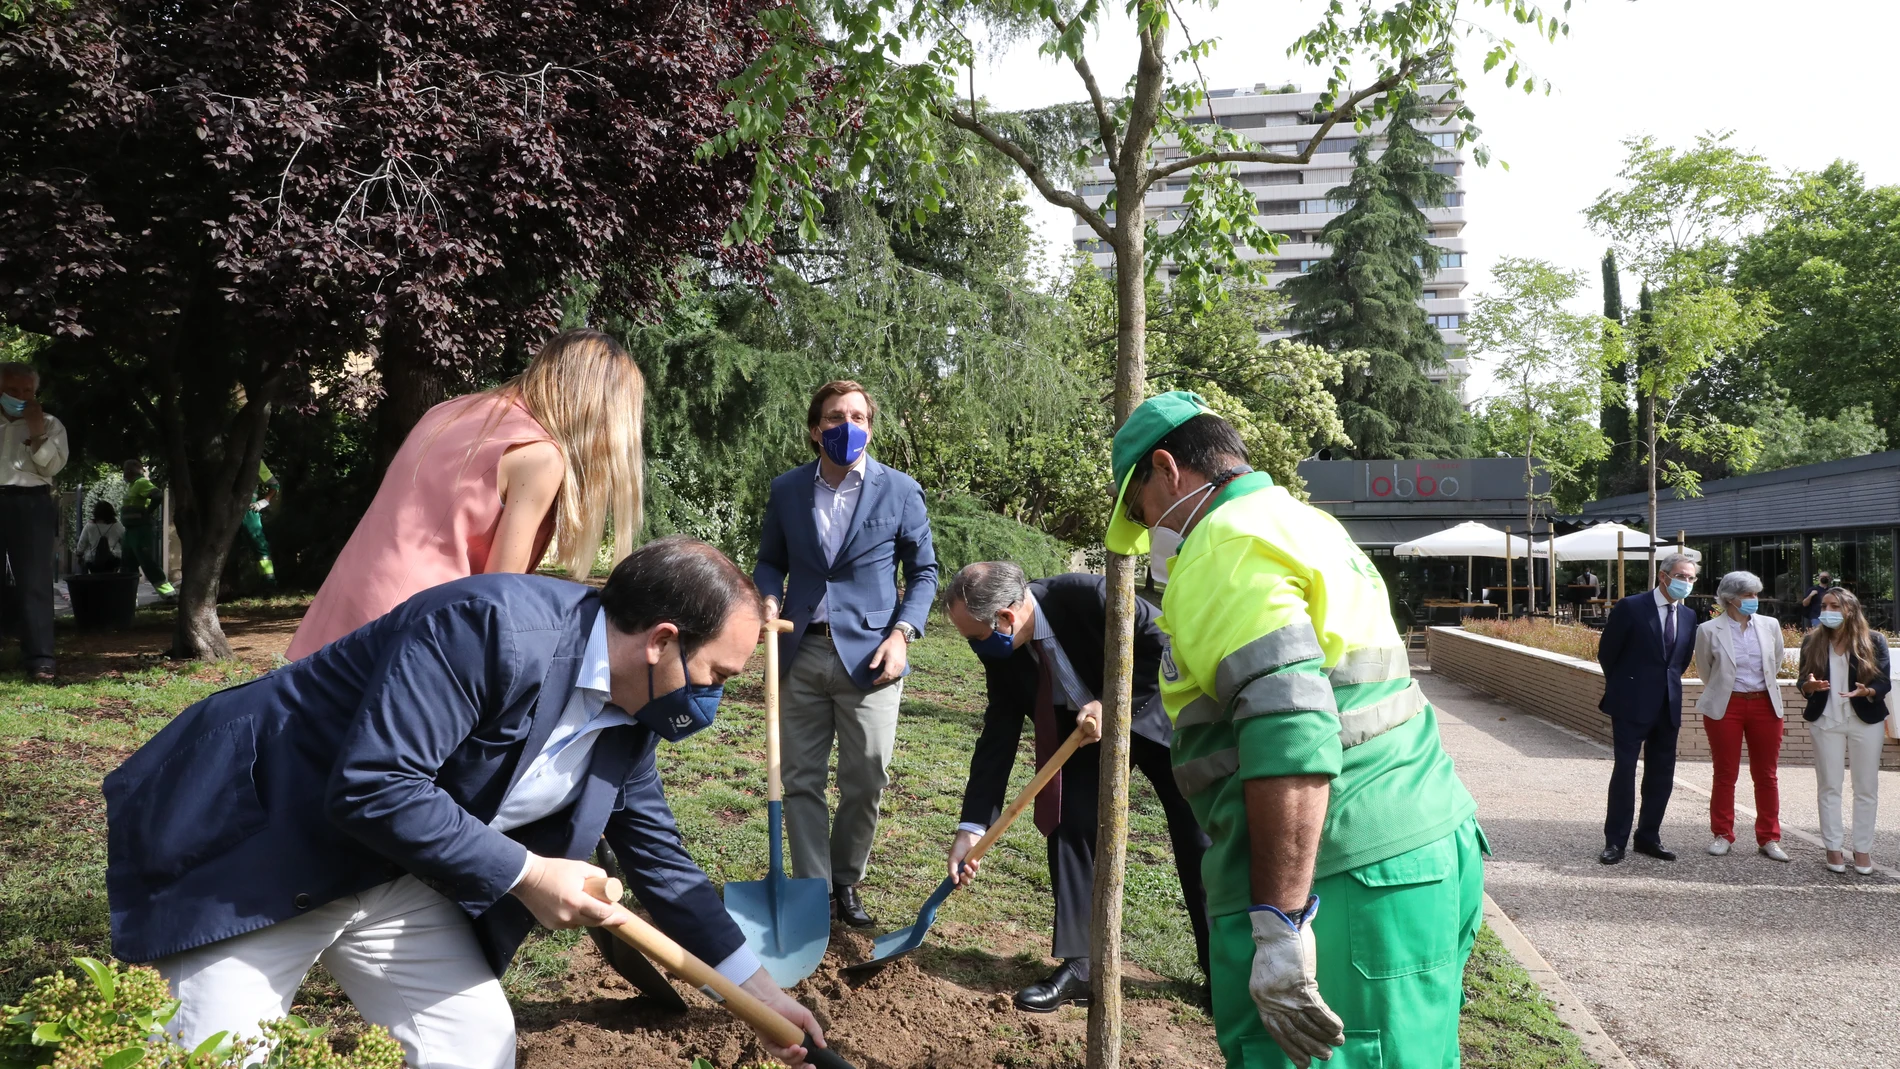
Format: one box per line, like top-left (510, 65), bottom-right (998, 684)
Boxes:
top-left (287, 329), bottom-right (644, 659)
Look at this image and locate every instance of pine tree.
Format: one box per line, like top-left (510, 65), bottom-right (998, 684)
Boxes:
top-left (1282, 93), bottom-right (1470, 458)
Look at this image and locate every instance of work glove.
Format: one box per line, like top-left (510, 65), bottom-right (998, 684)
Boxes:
top-left (250, 499), bottom-right (269, 512)
top-left (1249, 896), bottom-right (1345, 1068)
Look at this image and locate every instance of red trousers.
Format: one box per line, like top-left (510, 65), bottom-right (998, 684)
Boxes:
top-left (1703, 691), bottom-right (1783, 845)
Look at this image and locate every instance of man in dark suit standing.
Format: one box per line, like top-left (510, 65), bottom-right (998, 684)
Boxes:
top-left (1597, 551), bottom-right (1701, 864)
top-left (943, 562), bottom-right (1210, 1011)
top-left (755, 380), bottom-right (939, 928)
top-left (104, 537), bottom-right (829, 1068)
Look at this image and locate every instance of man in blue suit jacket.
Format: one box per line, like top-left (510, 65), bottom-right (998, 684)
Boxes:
top-left (105, 537), bottom-right (827, 1068)
top-left (754, 380), bottom-right (938, 927)
top-left (1596, 552), bottom-right (1702, 865)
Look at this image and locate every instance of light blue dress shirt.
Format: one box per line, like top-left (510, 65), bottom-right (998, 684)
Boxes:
top-left (492, 613), bottom-right (761, 985)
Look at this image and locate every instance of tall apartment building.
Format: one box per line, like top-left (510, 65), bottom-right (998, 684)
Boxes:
top-left (1071, 83), bottom-right (1471, 402)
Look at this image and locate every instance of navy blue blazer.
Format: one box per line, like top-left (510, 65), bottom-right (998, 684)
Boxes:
top-left (103, 575), bottom-right (743, 976)
top-left (959, 574), bottom-right (1174, 828)
top-left (1597, 590), bottom-right (1698, 727)
top-left (754, 456), bottom-right (939, 689)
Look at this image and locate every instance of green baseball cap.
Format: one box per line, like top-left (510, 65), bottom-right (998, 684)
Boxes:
top-left (1105, 391), bottom-right (1217, 556)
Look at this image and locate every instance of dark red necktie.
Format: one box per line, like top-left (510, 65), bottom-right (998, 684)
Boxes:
top-left (1032, 650), bottom-right (1063, 836)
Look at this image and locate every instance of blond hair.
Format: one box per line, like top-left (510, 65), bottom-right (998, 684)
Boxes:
top-left (489, 329), bottom-right (644, 576)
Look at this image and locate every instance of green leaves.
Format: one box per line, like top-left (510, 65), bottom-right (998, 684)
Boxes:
top-left (1465, 257), bottom-right (1609, 511)
top-left (73, 958), bottom-right (115, 1005)
top-left (2, 957), bottom-right (399, 1069)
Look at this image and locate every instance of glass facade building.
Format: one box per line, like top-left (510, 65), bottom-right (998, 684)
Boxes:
top-left (1584, 453), bottom-right (1900, 628)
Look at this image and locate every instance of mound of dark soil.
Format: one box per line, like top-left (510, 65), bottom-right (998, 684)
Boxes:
top-left (514, 924), bottom-right (1220, 1069)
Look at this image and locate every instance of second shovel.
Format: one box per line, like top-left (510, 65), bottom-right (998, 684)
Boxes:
top-left (723, 618), bottom-right (832, 986)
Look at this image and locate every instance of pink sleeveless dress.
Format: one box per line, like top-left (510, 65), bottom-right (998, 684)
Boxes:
top-left (287, 394), bottom-right (557, 659)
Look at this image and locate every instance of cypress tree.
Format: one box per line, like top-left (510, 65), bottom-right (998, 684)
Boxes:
top-left (1282, 92), bottom-right (1471, 459)
top-left (1597, 249), bottom-right (1636, 496)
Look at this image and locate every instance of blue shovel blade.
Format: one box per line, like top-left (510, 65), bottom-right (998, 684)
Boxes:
top-left (842, 875), bottom-right (958, 978)
top-left (725, 873), bottom-right (832, 987)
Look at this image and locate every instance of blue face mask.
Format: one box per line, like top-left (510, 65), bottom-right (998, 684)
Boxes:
top-left (1819, 610), bottom-right (1845, 629)
top-left (968, 623), bottom-right (1019, 661)
top-left (1739, 598), bottom-right (1759, 616)
top-left (820, 420), bottom-right (869, 466)
top-left (0, 394), bottom-right (24, 417)
top-left (636, 642), bottom-right (723, 741)
top-left (1666, 577), bottom-right (1692, 601)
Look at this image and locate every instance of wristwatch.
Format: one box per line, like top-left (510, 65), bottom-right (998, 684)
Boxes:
top-left (893, 621), bottom-right (918, 643)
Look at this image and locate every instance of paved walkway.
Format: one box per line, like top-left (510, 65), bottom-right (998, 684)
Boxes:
top-left (1423, 668), bottom-right (1900, 1069)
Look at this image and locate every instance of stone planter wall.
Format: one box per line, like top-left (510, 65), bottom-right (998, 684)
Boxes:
top-left (1426, 625), bottom-right (1900, 770)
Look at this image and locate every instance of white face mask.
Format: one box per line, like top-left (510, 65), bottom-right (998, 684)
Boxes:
top-left (1149, 481), bottom-right (1216, 536)
top-left (1149, 524), bottom-right (1184, 565)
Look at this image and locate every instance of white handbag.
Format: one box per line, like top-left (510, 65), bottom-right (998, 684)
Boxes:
top-left (1886, 686), bottom-right (1900, 741)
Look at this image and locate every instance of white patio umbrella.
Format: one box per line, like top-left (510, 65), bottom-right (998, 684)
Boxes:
top-left (1393, 522), bottom-right (1539, 602)
top-left (1531, 522), bottom-right (1702, 562)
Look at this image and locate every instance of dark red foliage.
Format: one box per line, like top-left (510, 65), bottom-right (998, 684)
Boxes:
top-left (1, 0), bottom-right (778, 359)
top-left (0, 0), bottom-right (787, 656)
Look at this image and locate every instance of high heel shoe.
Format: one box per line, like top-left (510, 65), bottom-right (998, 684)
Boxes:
top-left (1826, 851), bottom-right (1848, 874)
top-left (1854, 854), bottom-right (1876, 876)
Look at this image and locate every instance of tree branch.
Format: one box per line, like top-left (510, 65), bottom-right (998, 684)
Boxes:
top-left (1048, 12), bottom-right (1120, 166)
top-left (942, 107), bottom-right (1113, 241)
top-left (1147, 50), bottom-right (1443, 184)
top-left (1117, 16), bottom-right (1168, 184)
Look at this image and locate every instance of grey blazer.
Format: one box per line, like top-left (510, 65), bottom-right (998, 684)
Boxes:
top-left (1693, 612), bottom-right (1786, 719)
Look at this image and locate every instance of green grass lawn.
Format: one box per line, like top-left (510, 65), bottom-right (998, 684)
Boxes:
top-left (1, 604), bottom-right (1598, 1067)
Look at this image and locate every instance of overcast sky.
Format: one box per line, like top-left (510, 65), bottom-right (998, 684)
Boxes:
top-left (972, 0), bottom-right (1900, 401)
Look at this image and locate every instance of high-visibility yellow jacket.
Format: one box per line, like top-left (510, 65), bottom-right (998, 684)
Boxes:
top-left (1158, 472), bottom-right (1476, 918)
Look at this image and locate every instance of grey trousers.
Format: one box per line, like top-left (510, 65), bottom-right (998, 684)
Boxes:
top-left (781, 631), bottom-right (902, 886)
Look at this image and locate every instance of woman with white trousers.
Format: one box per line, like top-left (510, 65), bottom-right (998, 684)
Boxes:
top-left (1692, 571), bottom-right (1790, 861)
top-left (1797, 587), bottom-right (1892, 875)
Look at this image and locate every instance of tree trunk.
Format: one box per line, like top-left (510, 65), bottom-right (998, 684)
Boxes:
top-left (1087, 179), bottom-right (1147, 1069)
top-left (1646, 395), bottom-right (1659, 580)
top-left (1524, 432), bottom-right (1535, 614)
top-left (372, 327), bottom-right (460, 472)
top-left (164, 372), bottom-right (278, 659)
top-left (1088, 24), bottom-right (1164, 1063)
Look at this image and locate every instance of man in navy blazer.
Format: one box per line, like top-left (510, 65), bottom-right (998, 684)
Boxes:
top-left (754, 380), bottom-right (938, 927)
top-left (105, 537), bottom-right (827, 1068)
top-left (1596, 551), bottom-right (1702, 865)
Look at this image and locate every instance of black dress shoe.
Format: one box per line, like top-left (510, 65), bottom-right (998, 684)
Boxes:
top-left (1015, 959), bottom-right (1091, 1013)
top-left (1633, 842), bottom-right (1677, 861)
top-left (1598, 845), bottom-right (1625, 865)
top-left (833, 884), bottom-right (874, 928)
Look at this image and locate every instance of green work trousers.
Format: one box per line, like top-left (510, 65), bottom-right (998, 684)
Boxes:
top-left (1211, 818), bottom-right (1486, 1069)
top-left (240, 508), bottom-right (271, 558)
top-left (121, 522), bottom-right (168, 589)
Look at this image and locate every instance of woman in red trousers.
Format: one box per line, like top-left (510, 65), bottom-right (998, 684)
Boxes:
top-left (1692, 570), bottom-right (1791, 862)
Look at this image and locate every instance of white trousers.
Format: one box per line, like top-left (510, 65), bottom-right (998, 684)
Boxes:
top-left (1808, 717), bottom-right (1886, 854)
top-left (153, 876), bottom-right (514, 1069)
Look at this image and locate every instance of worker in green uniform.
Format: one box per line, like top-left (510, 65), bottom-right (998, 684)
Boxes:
top-left (242, 460), bottom-right (279, 585)
top-left (1105, 393), bottom-right (1484, 1069)
top-left (118, 460), bottom-right (176, 600)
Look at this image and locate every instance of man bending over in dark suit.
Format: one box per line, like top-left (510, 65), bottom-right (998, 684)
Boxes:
top-left (943, 562), bottom-right (1211, 1012)
top-left (1596, 551), bottom-right (1701, 865)
top-left (104, 537), bottom-right (828, 1068)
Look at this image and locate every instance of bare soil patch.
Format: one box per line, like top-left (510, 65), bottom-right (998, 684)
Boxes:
top-left (515, 924), bottom-right (1218, 1069)
top-left (49, 602), bottom-right (304, 681)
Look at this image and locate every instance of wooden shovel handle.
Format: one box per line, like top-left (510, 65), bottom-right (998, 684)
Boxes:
top-left (965, 724), bottom-right (1090, 868)
top-left (761, 618), bottom-right (793, 800)
top-left (582, 876), bottom-right (805, 1049)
